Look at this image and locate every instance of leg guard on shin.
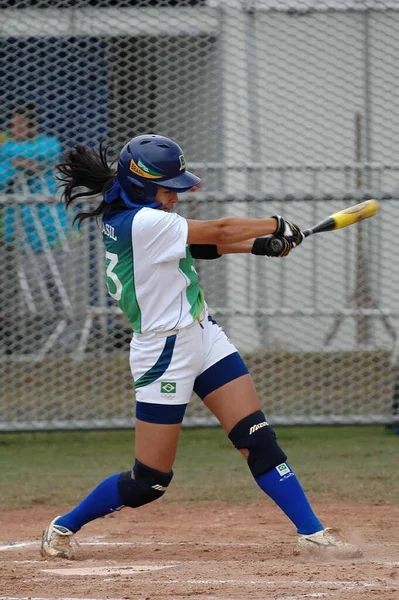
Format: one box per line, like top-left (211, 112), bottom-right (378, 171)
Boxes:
top-left (117, 460), bottom-right (173, 508)
top-left (228, 411), bottom-right (287, 478)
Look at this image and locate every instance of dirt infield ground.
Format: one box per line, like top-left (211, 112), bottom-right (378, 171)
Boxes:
top-left (0, 503), bottom-right (398, 600)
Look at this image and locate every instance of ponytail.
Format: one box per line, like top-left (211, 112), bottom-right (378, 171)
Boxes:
top-left (57, 142), bottom-right (117, 225)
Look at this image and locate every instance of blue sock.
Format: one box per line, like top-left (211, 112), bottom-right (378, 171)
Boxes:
top-left (255, 463), bottom-right (323, 534)
top-left (55, 473), bottom-right (124, 533)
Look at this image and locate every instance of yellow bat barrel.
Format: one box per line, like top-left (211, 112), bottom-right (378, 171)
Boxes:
top-left (304, 199), bottom-right (380, 237)
top-left (333, 199), bottom-right (380, 230)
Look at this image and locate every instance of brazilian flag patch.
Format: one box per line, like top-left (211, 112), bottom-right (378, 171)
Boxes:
top-left (161, 382), bottom-right (176, 394)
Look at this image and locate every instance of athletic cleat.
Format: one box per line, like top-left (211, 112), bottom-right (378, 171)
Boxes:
top-left (295, 527), bottom-right (362, 559)
top-left (40, 517), bottom-right (77, 559)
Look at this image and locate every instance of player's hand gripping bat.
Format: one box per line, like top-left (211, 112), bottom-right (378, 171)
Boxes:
top-left (267, 199), bottom-right (379, 256)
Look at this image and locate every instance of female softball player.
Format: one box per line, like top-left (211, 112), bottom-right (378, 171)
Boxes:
top-left (41, 134), bottom-right (361, 559)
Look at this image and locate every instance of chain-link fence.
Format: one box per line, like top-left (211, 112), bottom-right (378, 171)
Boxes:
top-left (1, 0), bottom-right (399, 430)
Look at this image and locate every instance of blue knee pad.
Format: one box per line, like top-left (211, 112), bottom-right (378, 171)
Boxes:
top-left (117, 460), bottom-right (173, 508)
top-left (228, 410), bottom-right (287, 478)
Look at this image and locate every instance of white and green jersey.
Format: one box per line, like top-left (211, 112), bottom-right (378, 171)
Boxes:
top-left (102, 206), bottom-right (204, 333)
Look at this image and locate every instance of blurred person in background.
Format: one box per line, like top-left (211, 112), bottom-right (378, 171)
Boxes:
top-left (0, 101), bottom-right (66, 246)
top-left (0, 102), bottom-right (69, 354)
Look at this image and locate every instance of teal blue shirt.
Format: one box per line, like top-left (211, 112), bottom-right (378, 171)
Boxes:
top-left (0, 135), bottom-right (69, 250)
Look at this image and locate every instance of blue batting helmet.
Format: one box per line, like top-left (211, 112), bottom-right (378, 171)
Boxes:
top-left (116, 134), bottom-right (200, 206)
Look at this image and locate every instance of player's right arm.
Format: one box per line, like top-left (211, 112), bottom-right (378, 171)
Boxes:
top-left (187, 216), bottom-right (304, 258)
top-left (187, 215), bottom-right (303, 246)
top-left (186, 217), bottom-right (279, 245)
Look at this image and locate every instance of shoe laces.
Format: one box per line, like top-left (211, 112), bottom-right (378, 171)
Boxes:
top-left (52, 526), bottom-right (79, 550)
top-left (322, 527), bottom-right (350, 546)
top-left (323, 527), bottom-right (339, 536)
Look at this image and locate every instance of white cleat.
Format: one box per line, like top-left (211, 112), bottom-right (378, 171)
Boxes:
top-left (295, 527), bottom-right (362, 559)
top-left (40, 517), bottom-right (77, 559)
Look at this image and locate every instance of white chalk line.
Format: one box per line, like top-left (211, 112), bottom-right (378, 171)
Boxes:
top-left (0, 541), bottom-right (38, 551)
top-left (0, 598), bottom-right (127, 600)
top-left (0, 539), bottom-right (263, 551)
top-left (166, 578), bottom-right (399, 587)
top-left (0, 596), bottom-right (321, 600)
top-left (10, 558), bottom-right (398, 569)
top-left (2, 538), bottom-right (399, 552)
top-left (0, 597), bottom-right (327, 600)
top-left (367, 542), bottom-right (399, 548)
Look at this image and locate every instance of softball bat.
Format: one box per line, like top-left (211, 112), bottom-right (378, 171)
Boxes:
top-left (302, 199), bottom-right (380, 238)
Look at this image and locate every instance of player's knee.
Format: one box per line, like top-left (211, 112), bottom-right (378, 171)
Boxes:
top-left (228, 411), bottom-right (287, 478)
top-left (117, 460), bottom-right (173, 508)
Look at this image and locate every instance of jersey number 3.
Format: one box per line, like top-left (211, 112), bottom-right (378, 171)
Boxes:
top-left (105, 251), bottom-right (123, 301)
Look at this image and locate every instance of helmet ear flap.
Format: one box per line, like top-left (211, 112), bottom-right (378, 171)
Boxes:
top-left (126, 175), bottom-right (145, 192)
top-left (122, 175), bottom-right (158, 203)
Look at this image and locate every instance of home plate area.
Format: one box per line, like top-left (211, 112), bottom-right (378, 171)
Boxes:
top-left (0, 504), bottom-right (398, 600)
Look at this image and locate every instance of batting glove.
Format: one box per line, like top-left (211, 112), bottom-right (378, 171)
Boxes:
top-left (251, 235), bottom-right (294, 257)
top-left (272, 215), bottom-right (304, 246)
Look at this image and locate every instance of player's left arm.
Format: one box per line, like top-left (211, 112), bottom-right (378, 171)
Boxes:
top-left (190, 240), bottom-right (267, 258)
top-left (190, 236), bottom-right (294, 259)
top-left (217, 240), bottom-right (254, 254)
top-left (190, 239), bottom-right (262, 258)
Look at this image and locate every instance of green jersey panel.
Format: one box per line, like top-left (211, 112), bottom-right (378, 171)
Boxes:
top-left (179, 247), bottom-right (205, 320)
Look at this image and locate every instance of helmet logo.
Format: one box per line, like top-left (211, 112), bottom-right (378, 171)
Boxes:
top-left (179, 154), bottom-right (186, 171)
top-left (129, 158), bottom-right (163, 179)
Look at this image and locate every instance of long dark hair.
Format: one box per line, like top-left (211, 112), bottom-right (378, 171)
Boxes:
top-left (57, 142), bottom-right (117, 225)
